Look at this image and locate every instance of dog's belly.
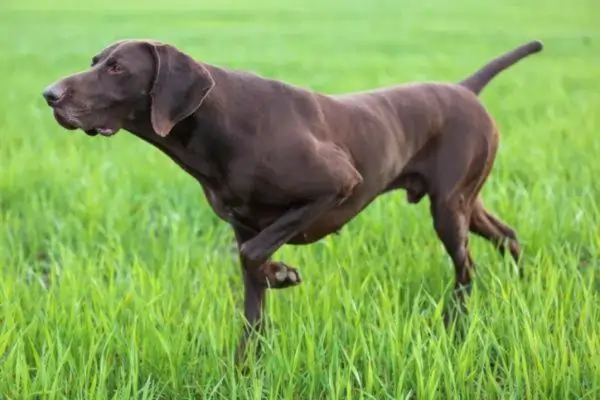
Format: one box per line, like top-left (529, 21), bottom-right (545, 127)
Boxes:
top-left (287, 216), bottom-right (348, 244)
top-left (286, 193), bottom-right (378, 245)
top-left (217, 192), bottom-right (373, 245)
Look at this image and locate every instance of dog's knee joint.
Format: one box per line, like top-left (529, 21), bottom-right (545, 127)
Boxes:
top-left (240, 242), bottom-right (263, 264)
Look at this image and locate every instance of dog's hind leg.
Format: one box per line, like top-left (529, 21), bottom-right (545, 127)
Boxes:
top-left (469, 198), bottom-right (522, 272)
top-left (425, 127), bottom-right (492, 305)
top-left (430, 194), bottom-right (475, 304)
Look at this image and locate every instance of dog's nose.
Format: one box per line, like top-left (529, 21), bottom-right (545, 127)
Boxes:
top-left (42, 84), bottom-right (65, 106)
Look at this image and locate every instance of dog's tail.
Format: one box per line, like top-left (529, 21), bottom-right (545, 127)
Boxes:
top-left (459, 40), bottom-right (543, 95)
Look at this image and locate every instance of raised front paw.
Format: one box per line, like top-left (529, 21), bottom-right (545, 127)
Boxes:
top-left (259, 261), bottom-right (302, 289)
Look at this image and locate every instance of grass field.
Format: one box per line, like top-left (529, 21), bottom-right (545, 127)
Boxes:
top-left (1, 0), bottom-right (599, 398)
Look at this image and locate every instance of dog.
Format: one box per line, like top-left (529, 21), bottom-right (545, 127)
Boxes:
top-left (42, 38), bottom-right (542, 361)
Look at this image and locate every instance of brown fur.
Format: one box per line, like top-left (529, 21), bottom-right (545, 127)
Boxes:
top-left (42, 39), bottom-right (542, 361)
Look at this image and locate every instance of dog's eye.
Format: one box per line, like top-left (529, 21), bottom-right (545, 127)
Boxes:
top-left (91, 56), bottom-right (99, 67)
top-left (107, 62), bottom-right (124, 75)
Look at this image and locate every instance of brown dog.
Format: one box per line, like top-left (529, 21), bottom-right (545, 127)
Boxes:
top-left (42, 38), bottom-right (542, 360)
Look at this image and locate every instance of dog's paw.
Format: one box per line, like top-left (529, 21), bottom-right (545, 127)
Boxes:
top-left (261, 261), bottom-right (301, 289)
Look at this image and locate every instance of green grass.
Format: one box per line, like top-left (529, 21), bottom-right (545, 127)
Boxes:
top-left (1, 0), bottom-right (599, 398)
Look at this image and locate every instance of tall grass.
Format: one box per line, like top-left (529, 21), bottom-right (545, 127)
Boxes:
top-left (0, 0), bottom-right (598, 398)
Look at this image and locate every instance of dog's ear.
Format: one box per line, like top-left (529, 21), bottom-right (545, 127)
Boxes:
top-left (148, 43), bottom-right (215, 137)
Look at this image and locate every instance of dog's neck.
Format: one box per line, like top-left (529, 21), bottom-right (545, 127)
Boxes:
top-left (123, 91), bottom-right (236, 189)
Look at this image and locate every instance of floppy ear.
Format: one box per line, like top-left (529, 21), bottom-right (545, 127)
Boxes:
top-left (148, 43), bottom-right (215, 137)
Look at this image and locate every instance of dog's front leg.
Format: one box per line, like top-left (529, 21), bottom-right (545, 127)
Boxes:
top-left (233, 225), bottom-right (266, 365)
top-left (233, 224), bottom-right (300, 364)
top-left (239, 195), bottom-right (341, 288)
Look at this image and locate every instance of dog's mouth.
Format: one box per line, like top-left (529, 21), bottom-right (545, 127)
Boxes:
top-left (84, 127), bottom-right (118, 137)
top-left (53, 109), bottom-right (78, 130)
top-left (52, 109), bottom-right (119, 137)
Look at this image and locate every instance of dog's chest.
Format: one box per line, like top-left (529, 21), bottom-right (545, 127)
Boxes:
top-left (200, 186), bottom-right (285, 232)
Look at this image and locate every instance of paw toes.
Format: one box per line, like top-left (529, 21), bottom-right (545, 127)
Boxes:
top-left (266, 263), bottom-right (301, 288)
top-left (274, 269), bottom-right (289, 282)
top-left (287, 270), bottom-right (299, 283)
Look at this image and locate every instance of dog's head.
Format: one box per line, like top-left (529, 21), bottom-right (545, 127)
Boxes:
top-left (42, 39), bottom-right (215, 137)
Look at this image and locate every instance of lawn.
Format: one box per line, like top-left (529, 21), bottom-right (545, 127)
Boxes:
top-left (0, 0), bottom-right (599, 398)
